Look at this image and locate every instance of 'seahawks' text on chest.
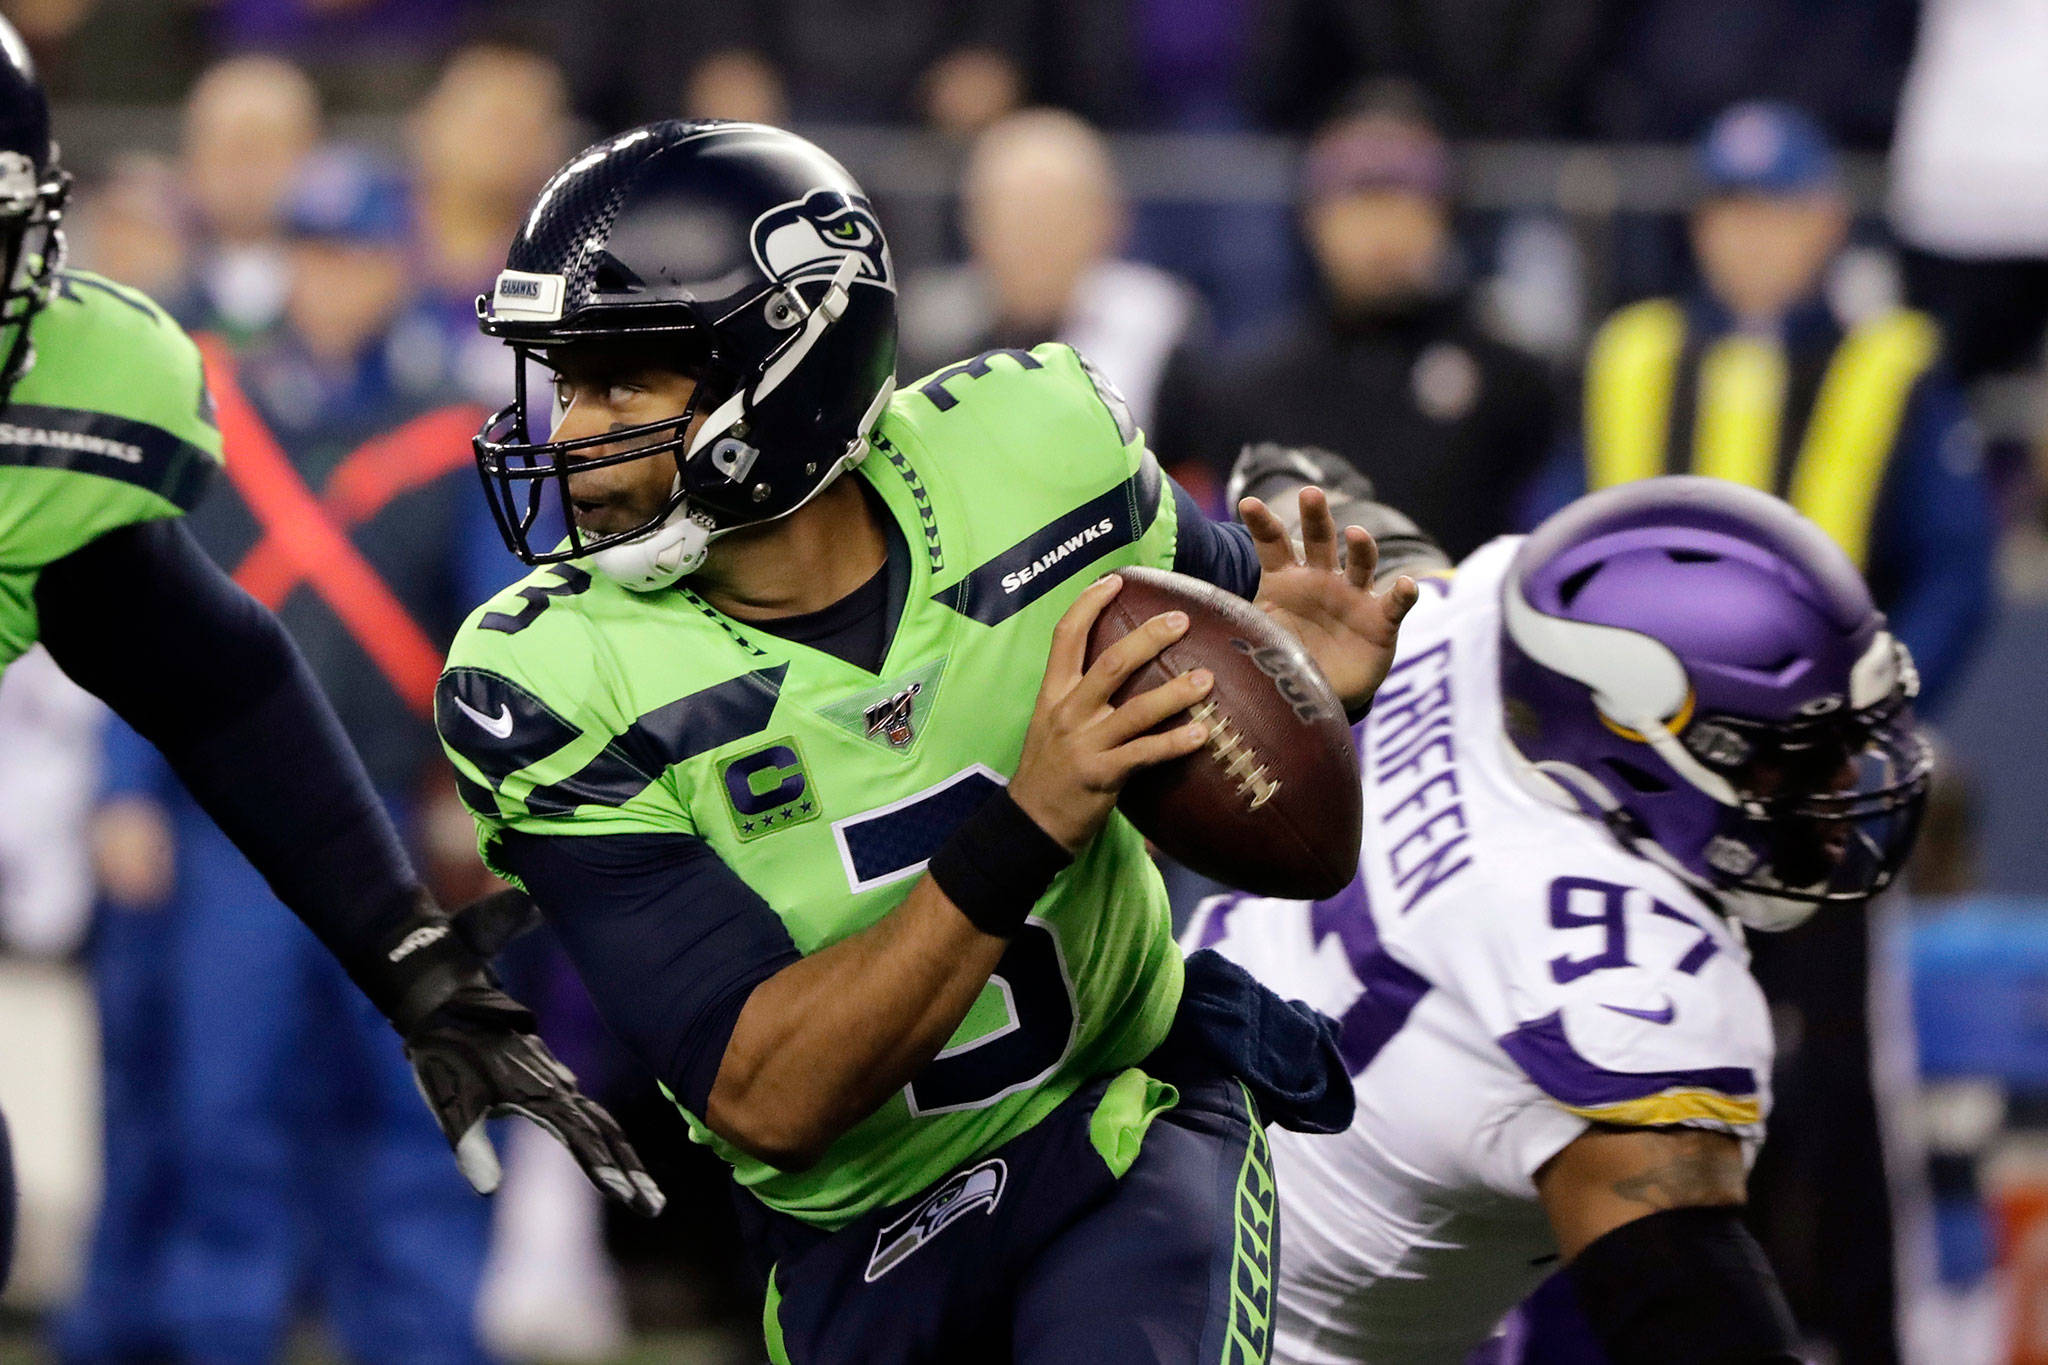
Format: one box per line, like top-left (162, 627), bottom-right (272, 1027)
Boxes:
top-left (1001, 518), bottom-right (1116, 595)
top-left (0, 420), bottom-right (144, 464)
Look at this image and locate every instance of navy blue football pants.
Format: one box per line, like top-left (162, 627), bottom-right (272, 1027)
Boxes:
top-left (751, 1062), bottom-right (1278, 1364)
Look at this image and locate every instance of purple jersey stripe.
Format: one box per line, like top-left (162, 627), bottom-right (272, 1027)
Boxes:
top-left (1190, 892), bottom-right (1254, 950)
top-left (1498, 1011), bottom-right (1757, 1107)
top-left (1310, 879), bottom-right (1433, 1075)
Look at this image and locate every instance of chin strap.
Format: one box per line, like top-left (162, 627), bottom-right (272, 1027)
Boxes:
top-left (590, 374), bottom-right (898, 595)
top-left (589, 492), bottom-right (715, 593)
top-left (684, 251), bottom-right (862, 464)
top-left (1718, 887), bottom-right (1819, 933)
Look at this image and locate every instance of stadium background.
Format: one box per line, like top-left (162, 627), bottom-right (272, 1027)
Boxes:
top-left (0, 0), bottom-right (2043, 1361)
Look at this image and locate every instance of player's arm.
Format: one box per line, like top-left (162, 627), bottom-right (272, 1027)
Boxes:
top-left (494, 575), bottom-right (1212, 1171)
top-left (1469, 863), bottom-right (1794, 1363)
top-left (495, 822), bottom-right (1017, 1173)
top-left (1538, 1125), bottom-right (1748, 1261)
top-left (33, 517), bottom-right (660, 1214)
top-left (715, 574), bottom-right (1214, 1168)
top-left (37, 519), bottom-right (427, 969)
top-left (706, 871), bottom-right (1021, 1169)
top-left (1535, 1126), bottom-right (1801, 1363)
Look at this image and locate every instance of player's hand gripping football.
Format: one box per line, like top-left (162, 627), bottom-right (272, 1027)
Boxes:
top-left (1008, 574), bottom-right (1216, 852)
top-left (403, 977), bottom-right (665, 1217)
top-left (1242, 485), bottom-right (1420, 711)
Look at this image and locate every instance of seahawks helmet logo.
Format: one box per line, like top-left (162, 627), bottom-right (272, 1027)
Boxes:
top-left (751, 189), bottom-right (894, 294)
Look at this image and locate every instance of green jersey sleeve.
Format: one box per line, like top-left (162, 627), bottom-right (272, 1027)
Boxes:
top-left (0, 271), bottom-right (226, 672)
top-left (438, 562), bottom-right (778, 876)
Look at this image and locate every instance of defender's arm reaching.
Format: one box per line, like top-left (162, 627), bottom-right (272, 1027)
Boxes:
top-left (1537, 1128), bottom-right (1801, 1365)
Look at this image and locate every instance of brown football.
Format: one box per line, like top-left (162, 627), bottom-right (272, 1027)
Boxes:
top-left (1085, 567), bottom-right (1363, 899)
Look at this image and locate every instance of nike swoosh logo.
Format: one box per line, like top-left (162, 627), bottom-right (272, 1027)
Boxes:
top-left (452, 694), bottom-right (515, 740)
top-left (1601, 997), bottom-right (1676, 1025)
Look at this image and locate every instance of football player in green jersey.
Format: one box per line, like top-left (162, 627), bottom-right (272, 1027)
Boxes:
top-left (443, 120), bottom-right (1419, 1363)
top-left (0, 18), bottom-right (657, 1291)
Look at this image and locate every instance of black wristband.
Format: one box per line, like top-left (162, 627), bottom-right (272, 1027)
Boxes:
top-left (344, 888), bottom-right (490, 1034)
top-left (928, 788), bottom-right (1074, 937)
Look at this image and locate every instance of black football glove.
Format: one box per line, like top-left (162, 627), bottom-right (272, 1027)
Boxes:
top-left (347, 890), bottom-right (664, 1218)
top-left (404, 983), bottom-right (665, 1217)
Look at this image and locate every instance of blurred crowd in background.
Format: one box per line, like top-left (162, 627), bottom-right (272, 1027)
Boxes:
top-left (0, 0), bottom-right (2046, 1362)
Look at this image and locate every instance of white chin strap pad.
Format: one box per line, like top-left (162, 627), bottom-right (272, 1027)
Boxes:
top-left (590, 502), bottom-right (711, 592)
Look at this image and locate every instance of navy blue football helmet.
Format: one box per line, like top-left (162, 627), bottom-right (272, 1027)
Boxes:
top-left (0, 17), bottom-right (71, 384)
top-left (474, 120), bottom-right (898, 590)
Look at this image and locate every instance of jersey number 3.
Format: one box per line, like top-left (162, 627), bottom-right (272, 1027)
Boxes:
top-left (906, 920), bottom-right (1077, 1116)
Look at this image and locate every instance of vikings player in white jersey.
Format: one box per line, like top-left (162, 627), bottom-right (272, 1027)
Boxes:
top-left (1191, 456), bottom-right (1930, 1365)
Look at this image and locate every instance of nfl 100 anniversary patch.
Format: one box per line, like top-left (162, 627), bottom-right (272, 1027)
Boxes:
top-left (815, 658), bottom-right (946, 754)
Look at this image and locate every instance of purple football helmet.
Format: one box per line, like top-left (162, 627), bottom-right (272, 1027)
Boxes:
top-left (1499, 476), bottom-right (1929, 930)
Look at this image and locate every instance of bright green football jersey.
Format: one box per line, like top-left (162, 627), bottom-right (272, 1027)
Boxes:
top-left (440, 343), bottom-right (1188, 1228)
top-left (0, 270), bottom-right (223, 674)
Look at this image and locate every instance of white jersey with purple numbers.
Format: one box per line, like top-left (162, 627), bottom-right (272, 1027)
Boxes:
top-left (1184, 537), bottom-right (1775, 1365)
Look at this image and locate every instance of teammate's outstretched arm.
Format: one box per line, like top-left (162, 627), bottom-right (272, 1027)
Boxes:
top-left (33, 516), bottom-right (661, 1215)
top-left (701, 574), bottom-right (1213, 1168)
top-left (1536, 1127), bottom-right (1802, 1364)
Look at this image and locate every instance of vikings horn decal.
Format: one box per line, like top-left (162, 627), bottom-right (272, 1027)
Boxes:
top-left (750, 188), bottom-right (895, 293)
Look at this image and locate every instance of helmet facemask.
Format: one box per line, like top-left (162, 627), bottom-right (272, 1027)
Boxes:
top-left (0, 146), bottom-right (68, 386)
top-left (1502, 552), bottom-right (1932, 933)
top-left (473, 335), bottom-right (727, 570)
top-left (1684, 669), bottom-right (1931, 920)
